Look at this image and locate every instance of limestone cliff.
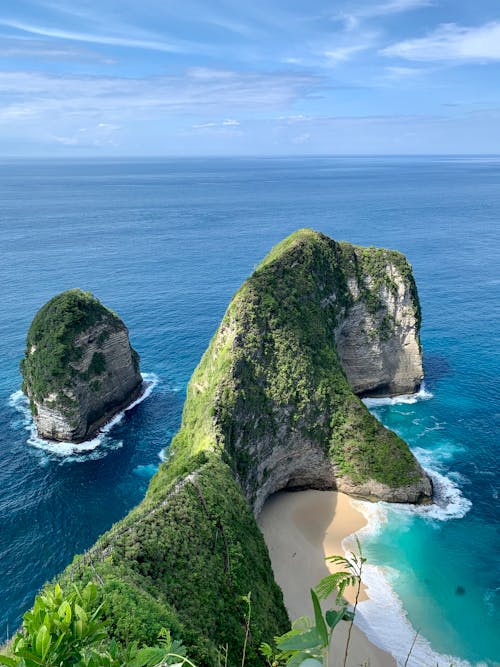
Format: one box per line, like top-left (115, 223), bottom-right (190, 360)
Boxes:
top-left (335, 244), bottom-right (423, 396)
top-left (173, 229), bottom-right (431, 513)
top-left (21, 289), bottom-right (143, 442)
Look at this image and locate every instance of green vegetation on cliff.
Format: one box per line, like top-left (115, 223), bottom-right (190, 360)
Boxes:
top-left (58, 458), bottom-right (289, 666)
top-left (15, 230), bottom-right (428, 667)
top-left (20, 289), bottom-right (122, 412)
top-left (166, 228), bottom-right (424, 501)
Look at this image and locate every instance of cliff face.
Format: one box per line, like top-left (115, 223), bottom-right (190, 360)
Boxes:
top-left (174, 229), bottom-right (431, 514)
top-left (21, 289), bottom-right (142, 442)
top-left (335, 253), bottom-right (423, 396)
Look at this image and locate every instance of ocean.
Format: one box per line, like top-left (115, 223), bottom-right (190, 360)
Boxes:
top-left (0, 156), bottom-right (498, 665)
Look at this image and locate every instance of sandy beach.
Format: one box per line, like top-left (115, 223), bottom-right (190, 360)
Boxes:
top-left (258, 490), bottom-right (396, 667)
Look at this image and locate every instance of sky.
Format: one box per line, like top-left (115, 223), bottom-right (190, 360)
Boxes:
top-left (1, 0), bottom-right (500, 156)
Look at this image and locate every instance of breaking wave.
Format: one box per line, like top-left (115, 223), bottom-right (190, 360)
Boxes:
top-left (362, 384), bottom-right (433, 408)
top-left (8, 373), bottom-right (158, 461)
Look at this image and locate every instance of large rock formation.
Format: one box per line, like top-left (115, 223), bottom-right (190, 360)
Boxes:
top-left (34, 231), bottom-right (432, 667)
top-left (173, 229), bottom-right (431, 514)
top-left (21, 289), bottom-right (143, 442)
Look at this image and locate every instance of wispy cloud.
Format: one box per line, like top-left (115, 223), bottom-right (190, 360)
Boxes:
top-left (0, 68), bottom-right (320, 130)
top-left (192, 118), bottom-right (241, 129)
top-left (0, 37), bottom-right (114, 62)
top-left (382, 22), bottom-right (500, 62)
top-left (360, 0), bottom-right (433, 18)
top-left (335, 0), bottom-right (432, 29)
top-left (323, 44), bottom-right (367, 65)
top-left (0, 18), bottom-right (193, 53)
top-left (51, 122), bottom-right (120, 146)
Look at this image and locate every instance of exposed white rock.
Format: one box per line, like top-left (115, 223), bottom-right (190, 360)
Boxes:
top-left (335, 262), bottom-right (423, 396)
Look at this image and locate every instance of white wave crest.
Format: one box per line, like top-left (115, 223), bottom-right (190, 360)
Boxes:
top-left (362, 384), bottom-right (433, 408)
top-left (8, 373), bottom-right (158, 459)
top-left (342, 462), bottom-right (474, 666)
top-left (352, 562), bottom-right (485, 667)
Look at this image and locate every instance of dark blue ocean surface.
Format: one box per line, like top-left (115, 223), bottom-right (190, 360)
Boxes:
top-left (0, 157), bottom-right (498, 665)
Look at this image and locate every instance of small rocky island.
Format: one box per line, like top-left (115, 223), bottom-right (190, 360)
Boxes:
top-left (21, 289), bottom-right (143, 443)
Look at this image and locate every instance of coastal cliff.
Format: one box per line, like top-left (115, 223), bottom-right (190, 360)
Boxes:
top-left (21, 289), bottom-right (143, 442)
top-left (334, 243), bottom-right (423, 396)
top-left (173, 228), bottom-right (431, 513)
top-left (34, 231), bottom-right (430, 666)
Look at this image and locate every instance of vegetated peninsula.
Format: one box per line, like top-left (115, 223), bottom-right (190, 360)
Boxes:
top-left (28, 230), bottom-right (432, 667)
top-left (20, 289), bottom-right (143, 442)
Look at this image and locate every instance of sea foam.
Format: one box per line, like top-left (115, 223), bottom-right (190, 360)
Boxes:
top-left (344, 484), bottom-right (478, 667)
top-left (362, 384), bottom-right (433, 408)
top-left (342, 384), bottom-right (478, 666)
top-left (9, 373), bottom-right (158, 461)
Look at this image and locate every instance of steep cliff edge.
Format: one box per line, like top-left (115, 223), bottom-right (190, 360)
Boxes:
top-left (32, 231), bottom-right (431, 666)
top-left (21, 289), bottom-right (143, 442)
top-left (334, 243), bottom-right (423, 396)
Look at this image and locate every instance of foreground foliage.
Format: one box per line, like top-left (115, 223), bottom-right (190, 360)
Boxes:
top-left (260, 539), bottom-right (364, 667)
top-left (0, 583), bottom-right (189, 667)
top-left (57, 459), bottom-right (289, 667)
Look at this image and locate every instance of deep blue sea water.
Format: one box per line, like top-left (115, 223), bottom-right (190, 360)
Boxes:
top-left (0, 157), bottom-right (498, 665)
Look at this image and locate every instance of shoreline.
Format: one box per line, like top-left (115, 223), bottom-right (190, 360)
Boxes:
top-left (9, 373), bottom-right (158, 457)
top-left (258, 489), bottom-right (396, 667)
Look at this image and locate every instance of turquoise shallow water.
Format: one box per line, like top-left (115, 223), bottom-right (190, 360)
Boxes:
top-left (0, 157), bottom-right (498, 665)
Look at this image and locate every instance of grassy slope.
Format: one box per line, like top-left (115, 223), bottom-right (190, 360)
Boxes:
top-left (61, 458), bottom-right (289, 667)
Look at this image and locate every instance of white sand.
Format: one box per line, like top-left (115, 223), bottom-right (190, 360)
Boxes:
top-left (258, 490), bottom-right (396, 667)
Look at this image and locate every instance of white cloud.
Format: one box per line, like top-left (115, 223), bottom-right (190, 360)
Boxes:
top-left (0, 18), bottom-right (190, 53)
top-left (361, 0), bottom-right (433, 18)
top-left (335, 0), bottom-right (432, 30)
top-left (192, 118), bottom-right (241, 132)
top-left (0, 68), bottom-right (318, 150)
top-left (382, 22), bottom-right (500, 62)
top-left (0, 69), bottom-right (317, 120)
top-left (278, 114), bottom-right (312, 123)
top-left (51, 122), bottom-right (120, 146)
top-left (0, 38), bottom-right (114, 62)
top-left (323, 44), bottom-right (367, 64)
top-left (292, 132), bottom-right (311, 144)
top-left (192, 122), bottom-right (217, 129)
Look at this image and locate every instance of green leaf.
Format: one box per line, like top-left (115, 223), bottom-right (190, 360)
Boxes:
top-left (0, 655), bottom-right (18, 667)
top-left (259, 643), bottom-right (273, 659)
top-left (35, 626), bottom-right (49, 658)
top-left (13, 649), bottom-right (45, 666)
top-left (58, 600), bottom-right (72, 624)
top-left (128, 647), bottom-right (167, 667)
top-left (74, 603), bottom-right (88, 624)
top-left (277, 628), bottom-right (322, 651)
top-left (310, 589), bottom-right (328, 647)
top-left (325, 608), bottom-right (345, 630)
top-left (287, 651), bottom-right (321, 667)
top-left (74, 618), bottom-right (84, 640)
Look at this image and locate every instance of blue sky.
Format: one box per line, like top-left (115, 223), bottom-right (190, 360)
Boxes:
top-left (1, 0), bottom-right (500, 155)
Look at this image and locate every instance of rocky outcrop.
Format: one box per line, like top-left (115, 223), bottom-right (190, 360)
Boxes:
top-left (335, 260), bottom-right (423, 396)
top-left (21, 289), bottom-right (142, 442)
top-left (171, 229), bottom-right (432, 514)
top-left (37, 231), bottom-right (432, 667)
